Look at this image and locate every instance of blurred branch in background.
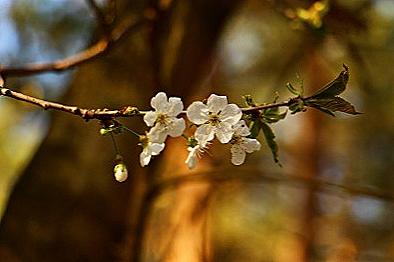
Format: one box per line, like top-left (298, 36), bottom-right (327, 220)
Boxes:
top-left (0, 0), bottom-right (152, 78)
top-left (153, 169), bottom-right (394, 204)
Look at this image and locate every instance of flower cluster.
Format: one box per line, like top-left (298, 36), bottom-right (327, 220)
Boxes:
top-left (112, 92), bottom-right (262, 182)
top-left (138, 92), bottom-right (261, 169)
top-left (140, 92), bottom-right (185, 166)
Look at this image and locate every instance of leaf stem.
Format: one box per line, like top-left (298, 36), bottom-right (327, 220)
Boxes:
top-left (121, 125), bottom-right (140, 137)
top-left (110, 133), bottom-right (120, 155)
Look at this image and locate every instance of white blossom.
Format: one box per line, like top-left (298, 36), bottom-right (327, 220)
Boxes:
top-left (114, 163), bottom-right (128, 182)
top-left (139, 131), bottom-right (165, 167)
top-left (144, 92), bottom-right (185, 143)
top-left (230, 120), bottom-right (261, 165)
top-left (186, 94), bottom-right (242, 144)
top-left (185, 137), bottom-right (209, 170)
top-left (185, 145), bottom-right (200, 170)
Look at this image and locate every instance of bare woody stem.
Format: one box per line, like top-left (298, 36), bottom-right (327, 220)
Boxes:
top-left (241, 100), bottom-right (291, 112)
top-left (0, 85), bottom-right (290, 121)
top-left (0, 15), bottom-right (151, 78)
top-left (0, 86), bottom-right (142, 120)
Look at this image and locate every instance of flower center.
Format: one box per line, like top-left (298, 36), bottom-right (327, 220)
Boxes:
top-left (208, 113), bottom-right (220, 126)
top-left (187, 137), bottom-right (198, 148)
top-left (230, 135), bottom-right (242, 145)
top-left (139, 135), bottom-right (149, 148)
top-left (156, 113), bottom-right (171, 126)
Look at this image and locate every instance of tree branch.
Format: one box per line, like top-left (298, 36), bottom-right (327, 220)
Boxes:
top-left (0, 15), bottom-right (151, 78)
top-left (241, 100), bottom-right (291, 112)
top-left (0, 85), bottom-right (291, 121)
top-left (0, 86), bottom-right (142, 120)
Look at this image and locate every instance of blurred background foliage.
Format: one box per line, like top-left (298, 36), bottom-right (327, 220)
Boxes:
top-left (0, 0), bottom-right (93, 215)
top-left (0, 0), bottom-right (394, 261)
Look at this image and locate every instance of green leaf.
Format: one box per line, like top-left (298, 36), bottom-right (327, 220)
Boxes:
top-left (262, 107), bottom-right (287, 123)
top-left (288, 98), bottom-right (306, 114)
top-left (286, 82), bottom-right (301, 96)
top-left (249, 120), bottom-right (261, 138)
top-left (308, 104), bottom-right (335, 116)
top-left (286, 73), bottom-right (304, 96)
top-left (308, 64), bottom-right (349, 99)
top-left (306, 97), bottom-right (361, 116)
top-left (303, 65), bottom-right (361, 116)
top-left (261, 122), bottom-right (281, 165)
top-left (243, 95), bottom-right (256, 107)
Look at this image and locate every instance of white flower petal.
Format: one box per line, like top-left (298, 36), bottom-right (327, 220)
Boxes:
top-left (150, 92), bottom-right (168, 112)
top-left (196, 137), bottom-right (209, 148)
top-left (168, 118), bottom-right (185, 137)
top-left (185, 146), bottom-right (198, 169)
top-left (140, 150), bottom-right (152, 167)
top-left (233, 120), bottom-right (250, 137)
top-left (187, 101), bottom-right (209, 125)
top-left (220, 104), bottom-right (242, 125)
top-left (207, 94), bottom-right (228, 113)
top-left (215, 122), bottom-right (234, 143)
top-left (167, 97), bottom-right (184, 116)
top-left (150, 143), bottom-right (165, 155)
top-left (231, 145), bottom-right (246, 165)
top-left (242, 138), bottom-right (261, 153)
top-left (143, 111), bottom-right (157, 126)
top-left (148, 125), bottom-right (167, 143)
top-left (195, 124), bottom-right (215, 143)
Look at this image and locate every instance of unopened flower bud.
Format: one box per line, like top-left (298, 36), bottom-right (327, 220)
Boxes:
top-left (113, 163), bottom-right (128, 182)
top-left (100, 128), bottom-right (110, 135)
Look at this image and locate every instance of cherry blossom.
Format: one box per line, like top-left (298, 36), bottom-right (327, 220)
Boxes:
top-left (186, 94), bottom-right (242, 144)
top-left (230, 120), bottom-right (261, 165)
top-left (185, 137), bottom-right (209, 170)
top-left (144, 92), bottom-right (185, 143)
top-left (139, 131), bottom-right (165, 167)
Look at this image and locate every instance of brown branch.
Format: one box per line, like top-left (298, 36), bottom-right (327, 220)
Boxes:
top-left (0, 39), bottom-right (107, 77)
top-left (0, 15), bottom-right (151, 78)
top-left (241, 100), bottom-right (291, 112)
top-left (0, 85), bottom-right (292, 121)
top-left (0, 86), bottom-right (142, 120)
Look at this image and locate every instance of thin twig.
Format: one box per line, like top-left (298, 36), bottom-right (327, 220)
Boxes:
top-left (0, 16), bottom-right (150, 78)
top-left (241, 100), bottom-right (291, 112)
top-left (110, 133), bottom-right (120, 155)
top-left (0, 86), bottom-right (142, 120)
top-left (0, 85), bottom-right (292, 121)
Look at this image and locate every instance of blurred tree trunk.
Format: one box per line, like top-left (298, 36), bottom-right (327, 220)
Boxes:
top-left (127, 1), bottom-right (241, 261)
top-left (292, 49), bottom-right (327, 262)
top-left (296, 56), bottom-right (324, 262)
top-left (0, 0), bottom-right (240, 261)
